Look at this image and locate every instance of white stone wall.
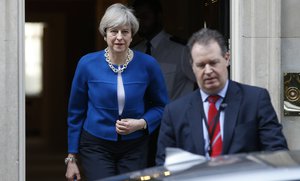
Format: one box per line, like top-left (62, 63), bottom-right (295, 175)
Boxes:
top-left (231, 0), bottom-right (300, 150)
top-left (0, 0), bottom-right (25, 180)
top-left (231, 0), bottom-right (281, 112)
top-left (281, 0), bottom-right (300, 150)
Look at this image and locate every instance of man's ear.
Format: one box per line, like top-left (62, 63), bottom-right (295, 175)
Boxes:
top-left (104, 36), bottom-right (107, 41)
top-left (224, 51), bottom-right (230, 66)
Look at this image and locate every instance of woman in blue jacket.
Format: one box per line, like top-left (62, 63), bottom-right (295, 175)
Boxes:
top-left (65, 3), bottom-right (168, 181)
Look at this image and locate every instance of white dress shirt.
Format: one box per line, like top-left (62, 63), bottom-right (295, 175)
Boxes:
top-left (133, 31), bottom-right (195, 100)
top-left (200, 80), bottom-right (229, 158)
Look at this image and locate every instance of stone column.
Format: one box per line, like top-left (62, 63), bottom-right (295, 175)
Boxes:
top-left (231, 0), bottom-right (300, 150)
top-left (231, 0), bottom-right (281, 115)
top-left (281, 0), bottom-right (300, 150)
top-left (0, 0), bottom-right (25, 180)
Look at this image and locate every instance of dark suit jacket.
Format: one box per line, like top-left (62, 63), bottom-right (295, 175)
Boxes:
top-left (156, 80), bottom-right (288, 165)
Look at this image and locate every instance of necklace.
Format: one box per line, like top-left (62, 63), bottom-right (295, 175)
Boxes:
top-left (104, 48), bottom-right (133, 73)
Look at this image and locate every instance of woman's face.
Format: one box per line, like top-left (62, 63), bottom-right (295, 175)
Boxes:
top-left (105, 25), bottom-right (132, 54)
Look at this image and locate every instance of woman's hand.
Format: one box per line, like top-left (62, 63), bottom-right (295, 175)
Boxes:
top-left (116, 118), bottom-right (146, 135)
top-left (65, 154), bottom-right (81, 181)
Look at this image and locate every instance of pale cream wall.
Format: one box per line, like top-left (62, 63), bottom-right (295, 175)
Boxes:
top-left (281, 0), bottom-right (300, 150)
top-left (0, 0), bottom-right (25, 180)
top-left (231, 0), bottom-right (300, 150)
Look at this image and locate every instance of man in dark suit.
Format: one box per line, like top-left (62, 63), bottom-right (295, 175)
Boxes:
top-left (156, 28), bottom-right (288, 165)
top-left (132, 0), bottom-right (195, 100)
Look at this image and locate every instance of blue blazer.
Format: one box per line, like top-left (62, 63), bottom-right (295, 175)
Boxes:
top-left (156, 80), bottom-right (288, 165)
top-left (67, 50), bottom-right (169, 153)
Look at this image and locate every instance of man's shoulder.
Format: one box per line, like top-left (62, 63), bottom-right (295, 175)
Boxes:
top-left (230, 80), bottom-right (269, 98)
top-left (232, 81), bottom-right (266, 92)
top-left (169, 35), bottom-right (187, 46)
top-left (166, 90), bottom-right (198, 109)
top-left (164, 35), bottom-right (186, 49)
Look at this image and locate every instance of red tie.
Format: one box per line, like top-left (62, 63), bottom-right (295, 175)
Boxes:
top-left (207, 95), bottom-right (222, 157)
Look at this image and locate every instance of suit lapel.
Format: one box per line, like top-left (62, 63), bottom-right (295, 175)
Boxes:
top-left (222, 81), bottom-right (242, 154)
top-left (186, 91), bottom-right (205, 155)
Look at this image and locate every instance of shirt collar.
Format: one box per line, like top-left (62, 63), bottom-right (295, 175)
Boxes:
top-left (200, 80), bottom-right (229, 102)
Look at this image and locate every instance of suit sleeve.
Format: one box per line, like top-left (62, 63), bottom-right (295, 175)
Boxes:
top-left (67, 58), bottom-right (88, 153)
top-left (156, 104), bottom-right (177, 166)
top-left (257, 89), bottom-right (288, 151)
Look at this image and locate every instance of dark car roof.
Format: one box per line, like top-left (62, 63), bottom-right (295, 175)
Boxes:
top-left (100, 150), bottom-right (300, 181)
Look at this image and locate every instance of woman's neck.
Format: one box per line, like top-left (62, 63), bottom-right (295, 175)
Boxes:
top-left (108, 49), bottom-right (128, 65)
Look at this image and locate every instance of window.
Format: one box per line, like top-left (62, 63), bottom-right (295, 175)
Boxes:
top-left (25, 22), bottom-right (45, 96)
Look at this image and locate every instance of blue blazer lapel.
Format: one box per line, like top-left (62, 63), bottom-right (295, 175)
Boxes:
top-left (186, 91), bottom-right (205, 155)
top-left (222, 81), bottom-right (242, 154)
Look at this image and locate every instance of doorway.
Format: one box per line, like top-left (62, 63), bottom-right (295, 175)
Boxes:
top-left (25, 0), bottom-right (229, 180)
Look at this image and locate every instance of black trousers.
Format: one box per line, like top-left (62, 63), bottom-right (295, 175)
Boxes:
top-left (79, 130), bottom-right (149, 181)
top-left (147, 126), bottom-right (160, 167)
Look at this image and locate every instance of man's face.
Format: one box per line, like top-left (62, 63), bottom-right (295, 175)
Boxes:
top-left (191, 41), bottom-right (230, 95)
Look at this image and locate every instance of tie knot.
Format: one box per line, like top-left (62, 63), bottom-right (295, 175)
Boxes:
top-left (208, 95), bottom-right (220, 103)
